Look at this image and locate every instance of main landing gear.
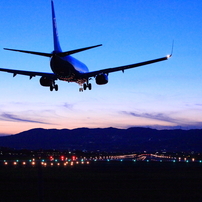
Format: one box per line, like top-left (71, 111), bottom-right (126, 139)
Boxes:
top-left (50, 81), bottom-right (58, 91)
top-left (79, 81), bottom-right (92, 92)
top-left (83, 83), bottom-right (92, 90)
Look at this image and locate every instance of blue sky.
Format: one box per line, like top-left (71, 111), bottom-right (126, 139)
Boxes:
top-left (0, 0), bottom-right (202, 135)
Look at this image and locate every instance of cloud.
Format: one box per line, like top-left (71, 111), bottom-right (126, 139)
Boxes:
top-left (121, 111), bottom-right (202, 129)
top-left (0, 113), bottom-right (50, 125)
top-left (63, 103), bottom-right (74, 110)
top-left (122, 111), bottom-right (178, 124)
top-left (195, 104), bottom-right (202, 106)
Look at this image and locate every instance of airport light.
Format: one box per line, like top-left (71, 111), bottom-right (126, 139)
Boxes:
top-left (60, 156), bottom-right (65, 161)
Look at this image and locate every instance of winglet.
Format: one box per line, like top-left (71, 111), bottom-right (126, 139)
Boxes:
top-left (51, 0), bottom-right (62, 53)
top-left (167, 40), bottom-right (174, 58)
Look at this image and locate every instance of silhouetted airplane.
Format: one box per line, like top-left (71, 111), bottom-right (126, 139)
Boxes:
top-left (0, 1), bottom-right (172, 92)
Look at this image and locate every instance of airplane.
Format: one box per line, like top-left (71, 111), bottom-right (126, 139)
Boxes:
top-left (0, 1), bottom-right (172, 92)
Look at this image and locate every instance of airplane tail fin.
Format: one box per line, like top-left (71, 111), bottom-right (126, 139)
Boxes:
top-left (4, 1), bottom-right (102, 57)
top-left (51, 0), bottom-right (62, 53)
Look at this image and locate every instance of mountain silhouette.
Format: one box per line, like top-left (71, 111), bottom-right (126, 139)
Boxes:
top-left (0, 127), bottom-right (202, 152)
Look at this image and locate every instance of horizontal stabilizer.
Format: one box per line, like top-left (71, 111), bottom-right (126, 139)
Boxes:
top-left (4, 48), bottom-right (52, 57)
top-left (56, 44), bottom-right (102, 57)
top-left (4, 44), bottom-right (102, 57)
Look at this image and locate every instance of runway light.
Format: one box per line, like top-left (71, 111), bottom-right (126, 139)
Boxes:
top-left (4, 162), bottom-right (8, 165)
top-left (60, 156), bottom-right (65, 161)
top-left (50, 156), bottom-right (54, 161)
top-left (31, 162), bottom-right (35, 166)
top-left (22, 162), bottom-right (26, 165)
top-left (13, 162), bottom-right (17, 165)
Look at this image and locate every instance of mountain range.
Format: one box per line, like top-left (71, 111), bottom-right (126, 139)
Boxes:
top-left (0, 127), bottom-right (202, 152)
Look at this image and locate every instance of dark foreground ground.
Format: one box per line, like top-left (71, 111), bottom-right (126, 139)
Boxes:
top-left (0, 161), bottom-right (202, 202)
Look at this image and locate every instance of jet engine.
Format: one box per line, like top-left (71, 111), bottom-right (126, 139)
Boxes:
top-left (95, 74), bottom-right (108, 85)
top-left (40, 76), bottom-right (52, 87)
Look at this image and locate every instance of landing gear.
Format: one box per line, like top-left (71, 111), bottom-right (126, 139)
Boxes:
top-left (82, 79), bottom-right (92, 91)
top-left (79, 88), bottom-right (83, 92)
top-left (50, 81), bottom-right (58, 91)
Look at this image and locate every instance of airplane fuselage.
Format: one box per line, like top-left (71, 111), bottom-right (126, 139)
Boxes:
top-left (50, 55), bottom-right (89, 84)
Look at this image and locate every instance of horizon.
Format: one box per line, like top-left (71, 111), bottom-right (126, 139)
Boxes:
top-left (0, 0), bottom-right (202, 135)
top-left (1, 125), bottom-right (201, 137)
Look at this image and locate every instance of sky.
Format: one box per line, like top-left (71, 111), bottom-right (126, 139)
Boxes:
top-left (0, 0), bottom-right (202, 135)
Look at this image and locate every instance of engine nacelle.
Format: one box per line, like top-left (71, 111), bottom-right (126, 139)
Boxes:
top-left (95, 74), bottom-right (108, 85)
top-left (40, 76), bottom-right (52, 87)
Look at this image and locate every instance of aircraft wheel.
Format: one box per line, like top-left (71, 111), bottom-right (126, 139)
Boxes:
top-left (55, 85), bottom-right (58, 91)
top-left (50, 85), bottom-right (53, 91)
top-left (88, 83), bottom-right (92, 90)
top-left (83, 83), bottom-right (87, 90)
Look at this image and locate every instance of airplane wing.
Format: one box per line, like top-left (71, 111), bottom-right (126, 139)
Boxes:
top-left (81, 55), bottom-right (171, 78)
top-left (0, 67), bottom-right (57, 79)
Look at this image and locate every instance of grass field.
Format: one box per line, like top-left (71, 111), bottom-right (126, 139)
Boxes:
top-left (0, 161), bottom-right (202, 202)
